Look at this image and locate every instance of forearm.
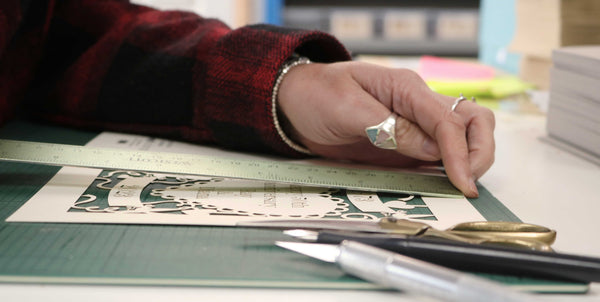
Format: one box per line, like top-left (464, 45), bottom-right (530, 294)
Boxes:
top-left (23, 0), bottom-right (351, 155)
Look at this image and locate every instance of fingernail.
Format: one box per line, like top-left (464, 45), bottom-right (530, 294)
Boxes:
top-left (423, 138), bottom-right (440, 158)
top-left (468, 177), bottom-right (479, 198)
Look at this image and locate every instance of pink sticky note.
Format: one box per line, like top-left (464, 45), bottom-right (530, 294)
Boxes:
top-left (418, 55), bottom-right (495, 80)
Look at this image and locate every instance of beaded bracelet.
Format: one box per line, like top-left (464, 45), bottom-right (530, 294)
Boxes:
top-left (271, 56), bottom-right (314, 155)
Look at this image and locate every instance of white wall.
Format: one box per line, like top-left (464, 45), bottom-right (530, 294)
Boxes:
top-left (131, 0), bottom-right (265, 28)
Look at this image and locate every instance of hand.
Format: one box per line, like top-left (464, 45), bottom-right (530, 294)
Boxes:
top-left (277, 61), bottom-right (495, 198)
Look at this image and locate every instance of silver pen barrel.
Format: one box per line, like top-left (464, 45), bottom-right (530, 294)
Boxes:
top-left (338, 240), bottom-right (536, 302)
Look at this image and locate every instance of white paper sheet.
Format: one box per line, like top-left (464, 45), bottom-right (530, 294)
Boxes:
top-left (7, 132), bottom-right (484, 229)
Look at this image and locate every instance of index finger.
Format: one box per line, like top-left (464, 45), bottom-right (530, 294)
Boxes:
top-left (430, 112), bottom-right (479, 197)
top-left (389, 88), bottom-right (478, 197)
top-left (456, 102), bottom-right (496, 180)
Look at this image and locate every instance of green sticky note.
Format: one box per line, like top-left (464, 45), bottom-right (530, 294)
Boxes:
top-left (427, 76), bottom-right (533, 99)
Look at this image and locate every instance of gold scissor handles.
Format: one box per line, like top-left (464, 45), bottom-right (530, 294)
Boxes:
top-left (447, 221), bottom-right (556, 245)
top-left (378, 218), bottom-right (556, 252)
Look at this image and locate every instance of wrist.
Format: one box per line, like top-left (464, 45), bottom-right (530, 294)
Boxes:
top-left (272, 56), bottom-right (314, 155)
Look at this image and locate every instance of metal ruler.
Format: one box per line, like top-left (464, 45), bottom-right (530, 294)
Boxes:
top-left (0, 139), bottom-right (462, 198)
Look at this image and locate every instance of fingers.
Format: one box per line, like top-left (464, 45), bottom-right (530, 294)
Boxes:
top-left (392, 116), bottom-right (441, 161)
top-left (432, 113), bottom-right (478, 197)
top-left (349, 64), bottom-right (494, 197)
top-left (412, 96), bottom-right (495, 198)
top-left (327, 90), bottom-right (442, 162)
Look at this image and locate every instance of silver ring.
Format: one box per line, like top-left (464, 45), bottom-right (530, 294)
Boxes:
top-left (365, 113), bottom-right (398, 150)
top-left (451, 93), bottom-right (476, 112)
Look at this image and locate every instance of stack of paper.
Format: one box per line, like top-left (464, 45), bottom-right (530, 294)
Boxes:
top-left (546, 45), bottom-right (600, 162)
top-left (510, 0), bottom-right (600, 89)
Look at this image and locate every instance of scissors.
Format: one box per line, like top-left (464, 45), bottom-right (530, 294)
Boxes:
top-left (239, 217), bottom-right (557, 252)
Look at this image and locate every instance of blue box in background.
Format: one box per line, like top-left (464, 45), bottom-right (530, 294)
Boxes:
top-left (265, 0), bottom-right (284, 25)
top-left (478, 0), bottom-right (521, 74)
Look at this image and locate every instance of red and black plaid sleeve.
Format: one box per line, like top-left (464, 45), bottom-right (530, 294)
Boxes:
top-left (0, 0), bottom-right (351, 156)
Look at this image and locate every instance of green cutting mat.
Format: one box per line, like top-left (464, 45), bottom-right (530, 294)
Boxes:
top-left (0, 121), bottom-right (587, 293)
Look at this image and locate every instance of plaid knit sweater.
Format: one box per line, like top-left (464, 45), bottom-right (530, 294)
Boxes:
top-left (0, 0), bottom-right (350, 156)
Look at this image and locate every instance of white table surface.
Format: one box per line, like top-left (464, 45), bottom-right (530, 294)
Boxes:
top-left (3, 109), bottom-right (600, 301)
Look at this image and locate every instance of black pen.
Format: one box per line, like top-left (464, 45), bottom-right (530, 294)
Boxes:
top-left (285, 229), bottom-right (600, 283)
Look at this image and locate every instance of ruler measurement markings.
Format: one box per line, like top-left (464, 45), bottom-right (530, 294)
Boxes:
top-left (0, 139), bottom-right (461, 197)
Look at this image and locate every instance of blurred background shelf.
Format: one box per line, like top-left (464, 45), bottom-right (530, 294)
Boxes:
top-left (132, 0), bottom-right (480, 56)
top-left (338, 39), bottom-right (478, 56)
top-left (283, 0), bottom-right (480, 56)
